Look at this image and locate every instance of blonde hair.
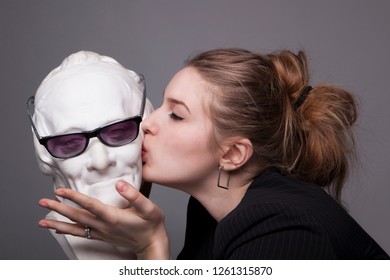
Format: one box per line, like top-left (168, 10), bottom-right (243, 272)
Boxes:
top-left (187, 48), bottom-right (357, 201)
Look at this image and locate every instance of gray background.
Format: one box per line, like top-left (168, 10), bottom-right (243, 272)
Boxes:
top-left (0, 0), bottom-right (389, 259)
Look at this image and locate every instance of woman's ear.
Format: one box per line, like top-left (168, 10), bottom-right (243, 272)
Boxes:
top-left (219, 137), bottom-right (253, 171)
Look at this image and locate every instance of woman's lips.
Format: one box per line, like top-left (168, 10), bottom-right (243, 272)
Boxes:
top-left (141, 144), bottom-right (147, 161)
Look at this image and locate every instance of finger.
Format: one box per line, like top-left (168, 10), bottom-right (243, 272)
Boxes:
top-left (116, 180), bottom-right (160, 220)
top-left (53, 188), bottom-right (110, 218)
top-left (38, 219), bottom-right (87, 239)
top-left (49, 189), bottom-right (127, 226)
top-left (38, 198), bottom-right (98, 228)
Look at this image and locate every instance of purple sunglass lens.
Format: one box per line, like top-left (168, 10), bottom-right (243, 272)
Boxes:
top-left (100, 120), bottom-right (139, 146)
top-left (46, 134), bottom-right (87, 158)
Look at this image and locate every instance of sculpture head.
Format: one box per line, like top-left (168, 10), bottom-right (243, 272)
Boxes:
top-left (28, 51), bottom-right (153, 208)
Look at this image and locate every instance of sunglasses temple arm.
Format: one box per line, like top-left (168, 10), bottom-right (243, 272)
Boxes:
top-left (27, 97), bottom-right (42, 141)
top-left (29, 115), bottom-right (42, 140)
top-left (139, 74), bottom-right (146, 117)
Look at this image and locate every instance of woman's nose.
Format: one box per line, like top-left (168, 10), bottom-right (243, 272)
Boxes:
top-left (86, 139), bottom-right (116, 172)
top-left (141, 109), bottom-right (159, 135)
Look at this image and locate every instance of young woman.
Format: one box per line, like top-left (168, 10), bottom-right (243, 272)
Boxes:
top-left (38, 48), bottom-right (389, 259)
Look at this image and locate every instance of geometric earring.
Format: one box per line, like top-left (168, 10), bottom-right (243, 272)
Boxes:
top-left (217, 165), bottom-right (230, 190)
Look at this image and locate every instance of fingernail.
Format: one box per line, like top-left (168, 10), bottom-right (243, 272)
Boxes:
top-left (55, 188), bottom-right (65, 196)
top-left (38, 199), bottom-right (48, 207)
top-left (38, 220), bottom-right (48, 228)
top-left (116, 180), bottom-right (127, 192)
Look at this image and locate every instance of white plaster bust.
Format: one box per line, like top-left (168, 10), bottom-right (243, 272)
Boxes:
top-left (29, 51), bottom-right (153, 259)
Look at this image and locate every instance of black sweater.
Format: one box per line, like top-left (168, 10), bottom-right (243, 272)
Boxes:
top-left (178, 169), bottom-right (389, 259)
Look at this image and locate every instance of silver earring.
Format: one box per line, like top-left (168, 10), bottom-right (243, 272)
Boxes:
top-left (217, 165), bottom-right (230, 189)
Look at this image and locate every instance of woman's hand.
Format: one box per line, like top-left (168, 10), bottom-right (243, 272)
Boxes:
top-left (38, 180), bottom-right (170, 260)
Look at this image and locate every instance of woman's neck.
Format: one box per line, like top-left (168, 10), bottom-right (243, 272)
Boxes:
top-left (192, 173), bottom-right (253, 222)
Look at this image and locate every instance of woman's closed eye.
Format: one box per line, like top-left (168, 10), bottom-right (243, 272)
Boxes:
top-left (168, 112), bottom-right (184, 121)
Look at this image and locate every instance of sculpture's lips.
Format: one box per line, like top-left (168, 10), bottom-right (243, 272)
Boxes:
top-left (87, 176), bottom-right (131, 187)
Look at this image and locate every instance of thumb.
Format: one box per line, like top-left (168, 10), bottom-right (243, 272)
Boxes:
top-left (115, 180), bottom-right (158, 219)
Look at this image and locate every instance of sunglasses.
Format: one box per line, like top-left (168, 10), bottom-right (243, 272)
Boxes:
top-left (27, 74), bottom-right (146, 159)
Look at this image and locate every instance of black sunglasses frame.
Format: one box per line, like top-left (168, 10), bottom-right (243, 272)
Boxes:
top-left (27, 74), bottom-right (147, 159)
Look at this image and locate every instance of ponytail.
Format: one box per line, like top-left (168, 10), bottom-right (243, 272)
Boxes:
top-left (294, 84), bottom-right (357, 200)
top-left (269, 50), bottom-right (357, 200)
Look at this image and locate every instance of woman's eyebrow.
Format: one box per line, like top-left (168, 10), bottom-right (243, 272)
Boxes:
top-left (166, 97), bottom-right (191, 113)
top-left (163, 90), bottom-right (191, 113)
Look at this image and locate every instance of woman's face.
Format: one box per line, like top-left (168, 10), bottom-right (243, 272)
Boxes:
top-left (141, 67), bottom-right (220, 192)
